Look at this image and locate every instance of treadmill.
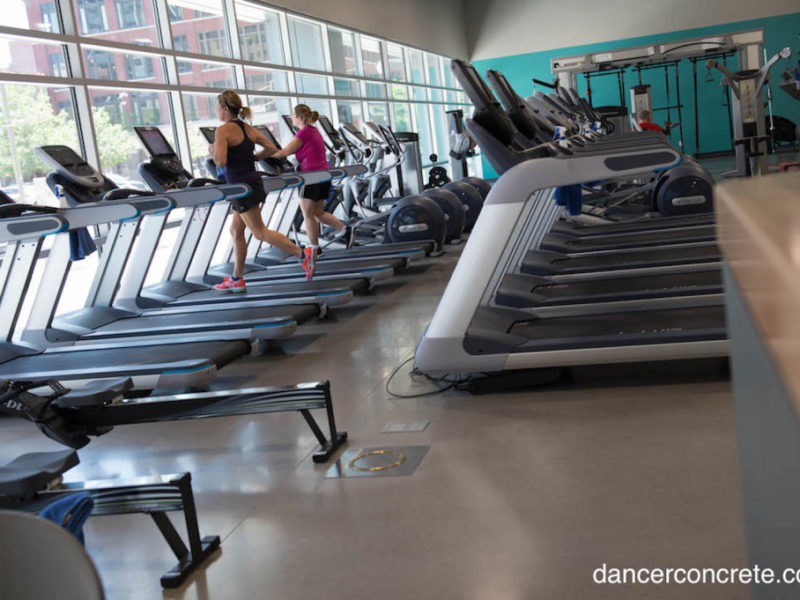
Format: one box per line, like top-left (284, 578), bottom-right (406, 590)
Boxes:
top-left (194, 125), bottom-right (406, 281)
top-left (133, 126), bottom-right (381, 307)
top-left (27, 145), bottom-right (320, 345)
top-left (0, 201), bottom-right (251, 390)
top-left (413, 61), bottom-right (727, 375)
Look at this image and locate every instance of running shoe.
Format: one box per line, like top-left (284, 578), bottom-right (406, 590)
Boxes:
top-left (213, 276), bottom-right (246, 293)
top-left (301, 246), bottom-right (317, 281)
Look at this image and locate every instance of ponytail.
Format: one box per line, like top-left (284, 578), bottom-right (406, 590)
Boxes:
top-left (217, 89), bottom-right (251, 121)
top-left (294, 104), bottom-right (319, 126)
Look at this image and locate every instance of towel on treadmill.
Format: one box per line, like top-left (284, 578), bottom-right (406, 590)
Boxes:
top-left (554, 185), bottom-right (583, 216)
top-left (39, 492), bottom-right (94, 545)
top-left (69, 227), bottom-right (97, 261)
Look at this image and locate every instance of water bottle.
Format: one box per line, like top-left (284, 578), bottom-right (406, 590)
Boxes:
top-left (54, 183), bottom-right (66, 207)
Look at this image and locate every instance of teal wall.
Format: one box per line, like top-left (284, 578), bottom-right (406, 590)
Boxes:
top-left (472, 12), bottom-right (800, 179)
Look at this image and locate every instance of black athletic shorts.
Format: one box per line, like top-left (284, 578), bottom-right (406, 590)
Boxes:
top-left (230, 181), bottom-right (266, 213)
top-left (303, 181), bottom-right (332, 202)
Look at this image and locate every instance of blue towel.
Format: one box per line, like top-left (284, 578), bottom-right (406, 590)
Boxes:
top-left (69, 228), bottom-right (97, 261)
top-left (39, 492), bottom-right (94, 545)
top-left (554, 185), bottom-right (583, 216)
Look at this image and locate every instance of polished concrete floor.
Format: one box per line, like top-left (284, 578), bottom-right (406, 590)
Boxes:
top-left (0, 248), bottom-right (748, 599)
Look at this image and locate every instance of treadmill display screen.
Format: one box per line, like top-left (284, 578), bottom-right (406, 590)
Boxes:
top-left (136, 127), bottom-right (174, 156)
top-left (255, 124), bottom-right (281, 148)
top-left (281, 114), bottom-right (298, 134)
top-left (44, 145), bottom-right (85, 169)
top-left (318, 116), bottom-right (337, 136)
top-left (200, 127), bottom-right (216, 144)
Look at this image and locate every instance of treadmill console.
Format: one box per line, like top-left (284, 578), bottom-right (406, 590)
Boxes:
top-left (200, 127), bottom-right (216, 144)
top-left (134, 127), bottom-right (185, 176)
top-left (281, 114), bottom-right (298, 134)
top-left (35, 145), bottom-right (104, 188)
top-left (254, 125), bottom-right (294, 173)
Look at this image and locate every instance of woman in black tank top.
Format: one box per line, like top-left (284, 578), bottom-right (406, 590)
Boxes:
top-left (210, 90), bottom-right (316, 287)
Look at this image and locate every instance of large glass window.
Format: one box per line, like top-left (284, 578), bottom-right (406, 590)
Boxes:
top-left (414, 104), bottom-right (434, 164)
top-left (168, 0), bottom-right (228, 58)
top-left (84, 47), bottom-right (165, 83)
top-left (173, 35), bottom-right (192, 73)
top-left (288, 17), bottom-right (325, 71)
top-left (364, 82), bottom-right (387, 100)
top-left (366, 102), bottom-right (389, 127)
top-left (74, 0), bottom-right (158, 45)
top-left (360, 36), bottom-right (383, 79)
top-left (115, 0), bottom-right (145, 29)
top-left (85, 49), bottom-right (118, 80)
top-left (39, 2), bottom-right (59, 33)
top-left (408, 49), bottom-right (425, 84)
top-left (386, 44), bottom-right (405, 82)
top-left (426, 54), bottom-right (442, 88)
top-left (248, 96), bottom-right (292, 145)
top-left (392, 103), bottom-right (411, 132)
top-left (336, 100), bottom-right (362, 129)
top-left (296, 73), bottom-right (328, 96)
top-left (0, 35), bottom-right (69, 77)
top-left (0, 84), bottom-right (81, 205)
top-left (178, 59), bottom-right (234, 88)
top-left (236, 2), bottom-right (284, 65)
top-left (333, 78), bottom-right (360, 98)
top-left (244, 67), bottom-right (289, 93)
top-left (328, 28), bottom-right (358, 76)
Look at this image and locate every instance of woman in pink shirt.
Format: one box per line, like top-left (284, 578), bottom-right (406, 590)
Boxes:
top-left (263, 105), bottom-right (354, 277)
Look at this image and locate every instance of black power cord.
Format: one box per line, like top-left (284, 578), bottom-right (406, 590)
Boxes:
top-left (385, 357), bottom-right (475, 398)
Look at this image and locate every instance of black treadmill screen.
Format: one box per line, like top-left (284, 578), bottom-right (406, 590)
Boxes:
top-left (318, 116), bottom-right (337, 136)
top-left (47, 146), bottom-right (85, 169)
top-left (138, 128), bottom-right (174, 156)
top-left (255, 124), bottom-right (280, 147)
top-left (200, 127), bottom-right (216, 144)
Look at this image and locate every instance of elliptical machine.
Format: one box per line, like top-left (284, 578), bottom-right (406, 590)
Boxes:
top-left (706, 47), bottom-right (792, 177)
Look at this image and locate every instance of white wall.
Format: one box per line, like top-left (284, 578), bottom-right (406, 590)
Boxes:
top-left (465, 0), bottom-right (800, 60)
top-left (263, 0), bottom-right (469, 58)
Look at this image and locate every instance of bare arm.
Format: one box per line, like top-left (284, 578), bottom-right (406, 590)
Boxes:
top-left (270, 136), bottom-right (303, 160)
top-left (213, 126), bottom-right (229, 168)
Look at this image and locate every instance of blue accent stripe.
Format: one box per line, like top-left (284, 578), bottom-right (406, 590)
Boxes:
top-left (254, 320), bottom-right (296, 329)
top-left (319, 291), bottom-right (349, 297)
top-left (163, 362), bottom-right (214, 374)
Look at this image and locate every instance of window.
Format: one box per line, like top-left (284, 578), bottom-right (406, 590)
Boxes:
top-left (366, 102), bottom-right (389, 127)
top-left (296, 74), bottom-right (328, 96)
top-left (0, 84), bottom-right (81, 206)
top-left (48, 53), bottom-right (68, 78)
top-left (328, 28), bottom-right (358, 75)
top-left (198, 30), bottom-right (228, 58)
top-left (336, 101), bottom-right (362, 129)
top-left (131, 92), bottom-right (160, 125)
top-left (244, 68), bottom-right (289, 93)
top-left (426, 54), bottom-right (442, 87)
top-left (86, 50), bottom-right (118, 80)
top-left (236, 3), bottom-right (284, 65)
top-left (333, 79), bottom-right (360, 98)
top-left (392, 103), bottom-right (411, 132)
top-left (167, 4), bottom-right (183, 21)
top-left (115, 0), bottom-right (145, 29)
top-left (408, 49), bottom-right (425, 84)
top-left (364, 82), bottom-right (387, 99)
top-left (125, 52), bottom-right (154, 80)
top-left (39, 3), bottom-right (59, 33)
top-left (360, 36), bottom-right (383, 79)
top-left (77, 0), bottom-right (108, 34)
top-left (173, 35), bottom-right (192, 73)
top-left (288, 18), bottom-right (325, 71)
top-left (391, 85), bottom-right (408, 101)
top-left (178, 60), bottom-right (234, 88)
top-left (386, 44), bottom-right (405, 82)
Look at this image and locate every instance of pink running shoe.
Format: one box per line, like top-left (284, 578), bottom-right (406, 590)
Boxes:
top-left (213, 276), bottom-right (246, 293)
top-left (301, 247), bottom-right (317, 281)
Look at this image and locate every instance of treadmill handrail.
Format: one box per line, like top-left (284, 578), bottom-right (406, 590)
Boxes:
top-left (0, 204), bottom-right (139, 242)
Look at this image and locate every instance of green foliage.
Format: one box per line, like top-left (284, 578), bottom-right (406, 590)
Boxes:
top-left (0, 84), bottom-right (138, 185)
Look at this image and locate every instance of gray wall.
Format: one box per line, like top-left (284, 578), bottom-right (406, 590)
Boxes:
top-left (263, 0), bottom-right (469, 58)
top-left (465, 0), bottom-right (800, 60)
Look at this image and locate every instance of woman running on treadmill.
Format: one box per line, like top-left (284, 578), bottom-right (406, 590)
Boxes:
top-left (258, 104), bottom-right (355, 275)
top-left (637, 110), bottom-right (675, 135)
top-left (209, 90), bottom-right (314, 290)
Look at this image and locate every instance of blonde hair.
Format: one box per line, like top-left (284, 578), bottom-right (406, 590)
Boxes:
top-left (638, 110), bottom-right (651, 122)
top-left (218, 90), bottom-right (252, 121)
top-left (294, 104), bottom-right (319, 126)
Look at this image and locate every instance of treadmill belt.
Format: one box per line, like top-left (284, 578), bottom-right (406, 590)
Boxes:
top-left (170, 278), bottom-right (369, 306)
top-left (250, 257), bottom-right (403, 279)
top-left (0, 340), bottom-right (250, 380)
top-left (550, 213), bottom-right (714, 236)
top-left (506, 305), bottom-right (726, 351)
top-left (535, 271), bottom-right (722, 301)
top-left (542, 226), bottom-right (716, 252)
top-left (525, 244), bottom-right (721, 275)
top-left (85, 304), bottom-right (318, 337)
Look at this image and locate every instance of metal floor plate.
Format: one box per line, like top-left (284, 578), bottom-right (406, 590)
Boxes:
top-left (325, 445), bottom-right (430, 478)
